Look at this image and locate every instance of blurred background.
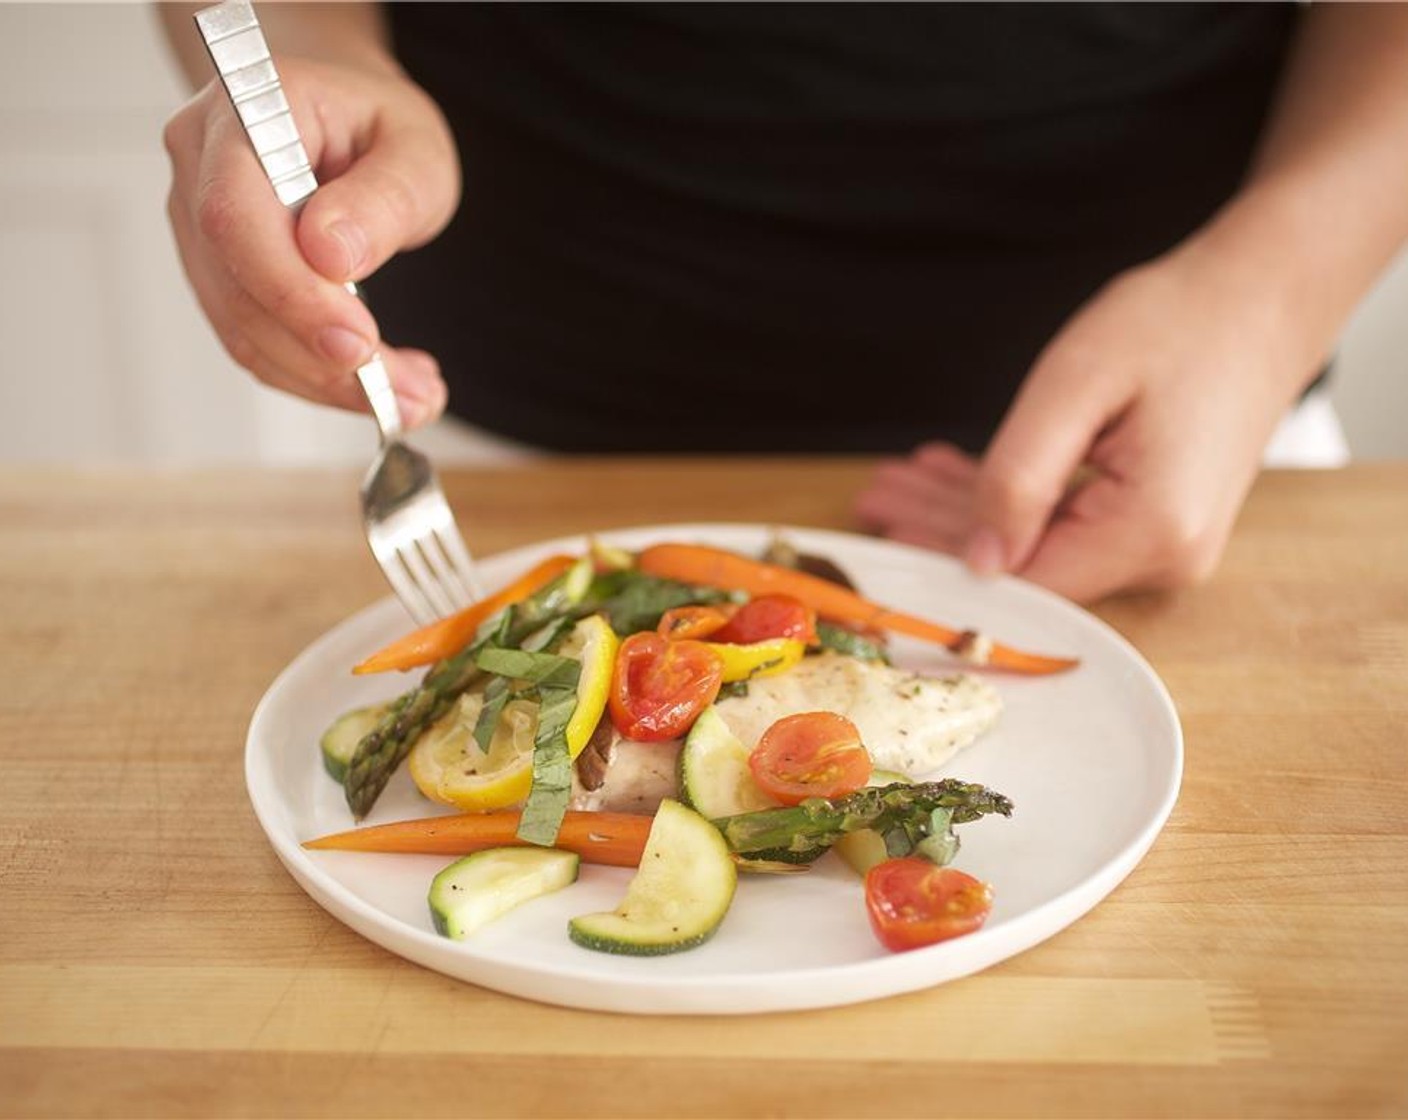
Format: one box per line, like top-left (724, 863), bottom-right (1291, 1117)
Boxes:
top-left (3, 2), bottom-right (1406, 467)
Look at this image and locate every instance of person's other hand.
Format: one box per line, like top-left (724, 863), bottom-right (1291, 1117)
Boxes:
top-left (163, 57), bottom-right (460, 426)
top-left (855, 241), bottom-right (1319, 602)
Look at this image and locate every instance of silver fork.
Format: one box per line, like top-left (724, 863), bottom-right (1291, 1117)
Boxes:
top-left (194, 0), bottom-right (482, 624)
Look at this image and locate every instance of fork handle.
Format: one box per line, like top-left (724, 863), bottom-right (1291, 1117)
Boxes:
top-left (193, 0), bottom-right (403, 445)
top-left (349, 346), bottom-right (402, 442)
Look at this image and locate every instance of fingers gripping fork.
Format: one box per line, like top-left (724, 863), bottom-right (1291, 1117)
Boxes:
top-left (194, 0), bottom-right (482, 623)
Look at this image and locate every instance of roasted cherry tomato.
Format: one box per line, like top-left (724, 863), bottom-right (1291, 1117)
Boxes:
top-left (864, 859), bottom-right (994, 952)
top-left (747, 711), bottom-right (871, 805)
top-left (711, 594), bottom-right (818, 646)
top-left (608, 632), bottom-right (724, 742)
top-left (656, 604), bottom-right (735, 641)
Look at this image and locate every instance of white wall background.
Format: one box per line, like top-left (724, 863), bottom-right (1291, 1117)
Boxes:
top-left (2, 2), bottom-right (1406, 466)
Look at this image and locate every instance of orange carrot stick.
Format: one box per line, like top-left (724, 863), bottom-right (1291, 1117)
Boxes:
top-left (636, 542), bottom-right (1078, 675)
top-left (353, 554), bottom-right (578, 675)
top-left (302, 809), bottom-right (653, 867)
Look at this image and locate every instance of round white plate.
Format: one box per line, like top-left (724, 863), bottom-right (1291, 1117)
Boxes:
top-left (246, 523), bottom-right (1181, 1015)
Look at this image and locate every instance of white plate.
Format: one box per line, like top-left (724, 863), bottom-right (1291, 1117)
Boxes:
top-left (246, 524), bottom-right (1181, 1015)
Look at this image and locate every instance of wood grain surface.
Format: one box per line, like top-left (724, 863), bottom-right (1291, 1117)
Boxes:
top-left (1, 460), bottom-right (1405, 1119)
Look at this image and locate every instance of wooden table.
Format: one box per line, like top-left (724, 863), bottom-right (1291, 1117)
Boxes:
top-left (2, 460), bottom-right (1405, 1118)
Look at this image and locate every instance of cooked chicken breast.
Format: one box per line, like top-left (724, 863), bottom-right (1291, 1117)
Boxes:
top-left (570, 739), bottom-right (680, 814)
top-left (571, 651), bottom-right (1001, 812)
top-left (713, 652), bottom-right (1001, 776)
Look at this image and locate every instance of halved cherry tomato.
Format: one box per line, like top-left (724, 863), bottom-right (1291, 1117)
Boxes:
top-left (711, 594), bottom-right (818, 646)
top-left (864, 859), bottom-right (994, 952)
top-left (656, 604), bottom-right (735, 642)
top-left (608, 632), bottom-right (724, 742)
top-left (747, 711), bottom-right (872, 805)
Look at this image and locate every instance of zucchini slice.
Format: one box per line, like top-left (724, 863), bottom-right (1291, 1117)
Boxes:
top-left (319, 703), bottom-right (391, 783)
top-left (678, 705), bottom-right (776, 818)
top-left (429, 847), bottom-right (580, 941)
top-left (679, 706), bottom-right (826, 867)
top-left (568, 799), bottom-right (736, 956)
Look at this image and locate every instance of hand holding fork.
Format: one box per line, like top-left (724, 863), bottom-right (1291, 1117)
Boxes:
top-left (180, 0), bottom-right (479, 622)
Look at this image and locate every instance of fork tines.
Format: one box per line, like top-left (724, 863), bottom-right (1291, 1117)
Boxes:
top-left (369, 489), bottom-right (482, 626)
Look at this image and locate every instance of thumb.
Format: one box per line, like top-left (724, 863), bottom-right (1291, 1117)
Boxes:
top-left (965, 359), bottom-right (1125, 577)
top-left (295, 121), bottom-right (460, 283)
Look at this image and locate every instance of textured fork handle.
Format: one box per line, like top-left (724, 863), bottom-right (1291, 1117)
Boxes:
top-left (194, 0), bottom-right (403, 443)
top-left (193, 0), bottom-right (315, 208)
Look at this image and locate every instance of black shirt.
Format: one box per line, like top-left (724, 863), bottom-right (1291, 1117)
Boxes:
top-left (373, 2), bottom-right (1299, 453)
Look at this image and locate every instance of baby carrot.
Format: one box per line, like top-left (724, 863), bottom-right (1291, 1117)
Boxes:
top-left (352, 554), bottom-right (577, 675)
top-left (302, 809), bottom-right (653, 867)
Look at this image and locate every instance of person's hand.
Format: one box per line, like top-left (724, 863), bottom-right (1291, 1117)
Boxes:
top-left (855, 240), bottom-right (1320, 602)
top-left (162, 56), bottom-right (460, 426)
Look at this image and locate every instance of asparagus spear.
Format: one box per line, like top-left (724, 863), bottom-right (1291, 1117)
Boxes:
top-left (713, 780), bottom-right (1013, 860)
top-left (343, 641), bottom-right (487, 820)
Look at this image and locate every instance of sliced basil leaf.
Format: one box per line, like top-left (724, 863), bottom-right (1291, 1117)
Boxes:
top-left (515, 680), bottom-right (581, 847)
top-left (475, 648), bottom-right (580, 689)
top-left (472, 677), bottom-right (512, 753)
top-left (716, 680), bottom-right (750, 701)
top-left (815, 622), bottom-right (890, 664)
top-left (596, 574), bottom-right (729, 635)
